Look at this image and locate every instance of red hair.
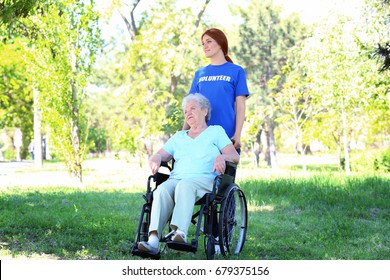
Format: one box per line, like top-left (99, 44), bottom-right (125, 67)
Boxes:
top-left (201, 28), bottom-right (233, 63)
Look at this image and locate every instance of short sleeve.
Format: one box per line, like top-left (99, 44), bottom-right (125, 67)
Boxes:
top-left (163, 133), bottom-right (177, 156)
top-left (235, 67), bottom-right (250, 97)
top-left (213, 126), bottom-right (233, 150)
top-left (188, 71), bottom-right (200, 94)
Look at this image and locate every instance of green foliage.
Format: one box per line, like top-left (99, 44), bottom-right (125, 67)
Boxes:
top-left (363, 0), bottom-right (390, 72)
top-left (374, 148), bottom-right (390, 172)
top-left (0, 0), bottom-right (47, 25)
top-left (0, 38), bottom-right (34, 158)
top-left (87, 127), bottom-right (107, 154)
top-left (339, 149), bottom-right (390, 173)
top-left (96, 0), bottom-right (207, 158)
top-left (1, 0), bottom-right (389, 173)
top-left (1, 0), bottom-right (102, 178)
top-left (232, 0), bottom-right (308, 165)
top-left (12, 0), bottom-right (102, 179)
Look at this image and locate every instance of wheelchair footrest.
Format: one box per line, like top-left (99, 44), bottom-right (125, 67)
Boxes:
top-left (131, 245), bottom-right (161, 260)
top-left (166, 240), bottom-right (197, 253)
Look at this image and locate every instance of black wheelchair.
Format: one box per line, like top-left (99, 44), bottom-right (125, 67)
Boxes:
top-left (131, 161), bottom-right (248, 260)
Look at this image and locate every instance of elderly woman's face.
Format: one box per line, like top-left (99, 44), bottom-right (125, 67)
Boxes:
top-left (184, 100), bottom-right (207, 127)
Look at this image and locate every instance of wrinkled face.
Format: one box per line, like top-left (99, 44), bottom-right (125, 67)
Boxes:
top-left (184, 100), bottom-right (208, 127)
top-left (202, 34), bottom-right (222, 58)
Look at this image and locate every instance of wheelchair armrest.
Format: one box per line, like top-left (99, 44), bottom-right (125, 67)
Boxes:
top-left (161, 157), bottom-right (175, 170)
top-left (224, 161), bottom-right (237, 177)
top-left (146, 160), bottom-right (173, 193)
top-left (160, 160), bottom-right (173, 171)
top-left (212, 161), bottom-right (237, 197)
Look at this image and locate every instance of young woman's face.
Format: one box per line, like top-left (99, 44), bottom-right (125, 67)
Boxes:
top-left (202, 34), bottom-right (222, 58)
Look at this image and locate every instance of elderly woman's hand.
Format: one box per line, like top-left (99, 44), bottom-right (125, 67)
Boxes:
top-left (149, 154), bottom-right (162, 174)
top-left (213, 154), bottom-right (226, 174)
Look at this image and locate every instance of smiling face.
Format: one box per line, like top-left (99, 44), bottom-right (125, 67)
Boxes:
top-left (184, 100), bottom-right (208, 128)
top-left (202, 34), bottom-right (223, 59)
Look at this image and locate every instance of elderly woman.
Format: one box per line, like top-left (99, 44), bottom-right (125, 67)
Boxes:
top-left (138, 93), bottom-right (239, 254)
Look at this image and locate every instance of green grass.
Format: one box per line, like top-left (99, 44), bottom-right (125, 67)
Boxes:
top-left (0, 159), bottom-right (389, 260)
top-left (241, 175), bottom-right (389, 260)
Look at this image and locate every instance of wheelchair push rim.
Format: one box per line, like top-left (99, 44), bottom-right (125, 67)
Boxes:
top-left (218, 183), bottom-right (248, 256)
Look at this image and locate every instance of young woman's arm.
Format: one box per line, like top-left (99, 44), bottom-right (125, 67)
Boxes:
top-left (232, 95), bottom-right (247, 149)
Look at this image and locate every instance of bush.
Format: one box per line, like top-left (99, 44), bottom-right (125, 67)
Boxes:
top-left (341, 149), bottom-right (390, 173)
top-left (374, 149), bottom-right (390, 173)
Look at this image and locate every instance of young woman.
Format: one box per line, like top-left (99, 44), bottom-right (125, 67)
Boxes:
top-left (186, 28), bottom-right (250, 151)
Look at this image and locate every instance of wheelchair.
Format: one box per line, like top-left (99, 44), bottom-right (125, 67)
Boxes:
top-left (131, 160), bottom-right (248, 260)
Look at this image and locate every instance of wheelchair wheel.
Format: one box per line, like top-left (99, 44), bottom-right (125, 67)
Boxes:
top-left (218, 184), bottom-right (247, 256)
top-left (204, 236), bottom-right (215, 260)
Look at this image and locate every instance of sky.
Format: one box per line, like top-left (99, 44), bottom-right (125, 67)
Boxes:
top-left (98, 0), bottom-right (365, 41)
top-left (133, 0), bottom-right (365, 25)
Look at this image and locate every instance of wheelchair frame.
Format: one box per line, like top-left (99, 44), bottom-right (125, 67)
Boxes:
top-left (131, 161), bottom-right (248, 260)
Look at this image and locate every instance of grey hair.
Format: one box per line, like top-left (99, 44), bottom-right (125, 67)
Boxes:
top-left (182, 93), bottom-right (211, 122)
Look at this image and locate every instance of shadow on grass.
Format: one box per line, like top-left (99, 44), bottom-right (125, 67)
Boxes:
top-left (1, 174), bottom-right (389, 260)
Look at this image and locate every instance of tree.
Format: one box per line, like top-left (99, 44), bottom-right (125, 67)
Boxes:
top-left (370, 0), bottom-right (390, 72)
top-left (0, 39), bottom-right (34, 159)
top-left (271, 54), bottom-right (318, 172)
top-left (300, 11), bottom-right (389, 174)
top-left (2, 0), bottom-right (101, 180)
top-left (0, 0), bottom-right (47, 159)
top-left (37, 0), bottom-right (101, 181)
top-left (94, 0), bottom-right (211, 165)
top-left (359, 0), bottom-right (390, 147)
top-left (232, 0), bottom-right (307, 168)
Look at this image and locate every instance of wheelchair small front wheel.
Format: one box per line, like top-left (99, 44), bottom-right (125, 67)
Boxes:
top-left (218, 184), bottom-right (247, 256)
top-left (204, 236), bottom-right (215, 260)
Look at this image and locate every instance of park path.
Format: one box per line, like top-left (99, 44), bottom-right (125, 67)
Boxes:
top-left (0, 160), bottom-right (74, 188)
top-left (0, 160), bottom-right (34, 175)
top-left (0, 158), bottom-right (149, 189)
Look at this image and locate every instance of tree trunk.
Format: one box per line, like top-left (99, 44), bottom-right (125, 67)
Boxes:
top-left (263, 122), bottom-right (271, 167)
top-left (71, 81), bottom-right (82, 182)
top-left (195, 0), bottom-right (212, 27)
top-left (268, 117), bottom-right (278, 169)
top-left (33, 89), bottom-right (43, 169)
top-left (297, 130), bottom-right (307, 173)
top-left (170, 75), bottom-right (177, 95)
top-left (341, 101), bottom-right (351, 175)
top-left (253, 128), bottom-right (262, 167)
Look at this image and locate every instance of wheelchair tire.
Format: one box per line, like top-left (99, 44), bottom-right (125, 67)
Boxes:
top-left (204, 236), bottom-right (215, 260)
top-left (218, 183), bottom-right (247, 256)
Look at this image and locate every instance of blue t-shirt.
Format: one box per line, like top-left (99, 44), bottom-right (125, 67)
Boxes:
top-left (163, 125), bottom-right (232, 180)
top-left (188, 62), bottom-right (250, 138)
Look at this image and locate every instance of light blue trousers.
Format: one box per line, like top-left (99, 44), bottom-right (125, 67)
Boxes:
top-left (149, 177), bottom-right (214, 237)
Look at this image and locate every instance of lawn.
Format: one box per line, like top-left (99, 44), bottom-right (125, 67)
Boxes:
top-left (0, 157), bottom-right (389, 260)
